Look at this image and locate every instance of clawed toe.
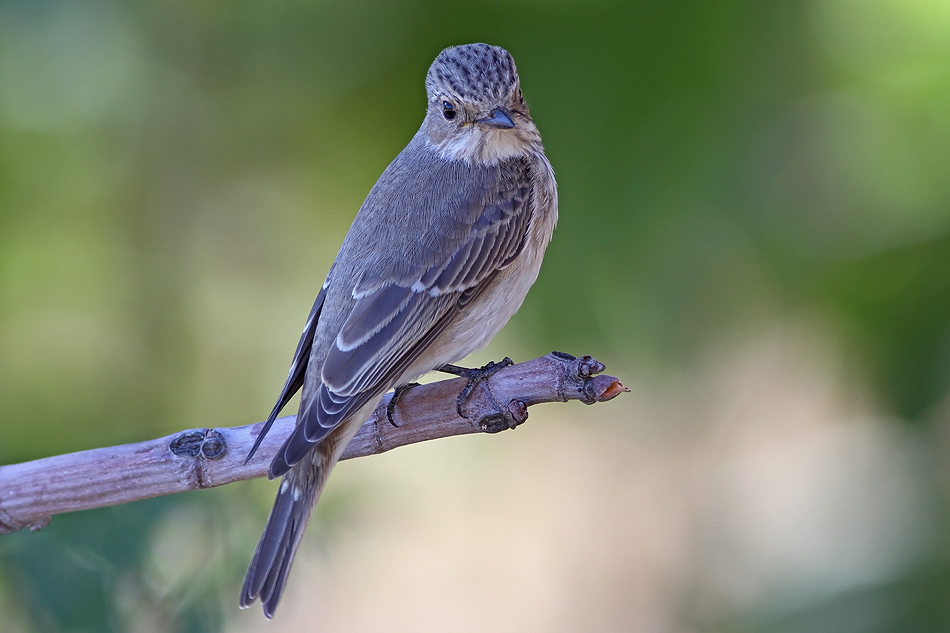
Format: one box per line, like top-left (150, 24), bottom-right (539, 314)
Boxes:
top-left (386, 382), bottom-right (420, 427)
top-left (438, 357), bottom-right (514, 418)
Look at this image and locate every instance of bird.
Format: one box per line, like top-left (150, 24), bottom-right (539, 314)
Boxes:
top-left (239, 42), bottom-right (558, 618)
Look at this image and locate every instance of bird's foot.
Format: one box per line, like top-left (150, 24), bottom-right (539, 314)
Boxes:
top-left (437, 357), bottom-right (514, 420)
top-left (386, 382), bottom-right (420, 427)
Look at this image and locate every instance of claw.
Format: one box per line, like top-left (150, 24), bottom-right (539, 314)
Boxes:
top-left (438, 358), bottom-right (514, 418)
top-left (386, 382), bottom-right (420, 427)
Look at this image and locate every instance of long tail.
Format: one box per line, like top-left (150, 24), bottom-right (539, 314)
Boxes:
top-left (241, 402), bottom-right (377, 617)
top-left (240, 459), bottom-right (327, 618)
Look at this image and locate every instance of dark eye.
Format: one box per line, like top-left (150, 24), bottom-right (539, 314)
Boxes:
top-left (442, 101), bottom-right (456, 120)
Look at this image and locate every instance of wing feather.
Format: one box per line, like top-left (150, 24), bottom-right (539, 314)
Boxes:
top-left (268, 152), bottom-right (537, 477)
top-left (245, 278), bottom-right (328, 463)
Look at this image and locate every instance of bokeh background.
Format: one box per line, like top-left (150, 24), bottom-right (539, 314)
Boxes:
top-left (2, 0), bottom-right (950, 631)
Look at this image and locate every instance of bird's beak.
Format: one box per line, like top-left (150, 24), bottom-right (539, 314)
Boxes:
top-left (476, 107), bottom-right (515, 129)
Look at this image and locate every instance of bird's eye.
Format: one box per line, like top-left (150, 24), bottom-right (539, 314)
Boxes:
top-left (442, 101), bottom-right (456, 120)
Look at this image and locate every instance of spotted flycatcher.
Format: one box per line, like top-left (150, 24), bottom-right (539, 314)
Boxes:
top-left (240, 43), bottom-right (558, 617)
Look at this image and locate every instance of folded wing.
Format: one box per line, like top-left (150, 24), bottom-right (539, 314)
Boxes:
top-left (269, 157), bottom-right (534, 477)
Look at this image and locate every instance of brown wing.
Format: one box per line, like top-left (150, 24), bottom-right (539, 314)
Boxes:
top-left (244, 274), bottom-right (329, 464)
top-left (269, 155), bottom-right (534, 477)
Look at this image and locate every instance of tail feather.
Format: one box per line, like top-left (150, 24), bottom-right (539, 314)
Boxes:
top-left (242, 404), bottom-right (378, 617)
top-left (261, 535), bottom-right (296, 616)
top-left (241, 463), bottom-right (325, 618)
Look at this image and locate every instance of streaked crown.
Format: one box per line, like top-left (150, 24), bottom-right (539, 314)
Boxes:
top-left (425, 43), bottom-right (520, 105)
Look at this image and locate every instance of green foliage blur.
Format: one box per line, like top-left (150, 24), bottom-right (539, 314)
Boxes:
top-left (1, 0), bottom-right (949, 631)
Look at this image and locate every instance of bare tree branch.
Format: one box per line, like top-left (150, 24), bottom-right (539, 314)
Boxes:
top-left (0, 353), bottom-right (627, 534)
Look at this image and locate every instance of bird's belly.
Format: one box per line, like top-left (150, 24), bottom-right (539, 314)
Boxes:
top-left (397, 232), bottom-right (548, 383)
top-left (395, 152), bottom-right (557, 385)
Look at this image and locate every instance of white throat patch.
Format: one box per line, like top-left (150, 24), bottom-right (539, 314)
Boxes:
top-left (432, 126), bottom-right (535, 165)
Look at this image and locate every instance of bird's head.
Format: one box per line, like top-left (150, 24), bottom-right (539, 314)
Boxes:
top-left (423, 43), bottom-right (541, 165)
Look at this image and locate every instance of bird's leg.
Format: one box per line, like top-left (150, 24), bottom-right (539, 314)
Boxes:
top-left (437, 357), bottom-right (514, 418)
top-left (386, 382), bottom-right (420, 427)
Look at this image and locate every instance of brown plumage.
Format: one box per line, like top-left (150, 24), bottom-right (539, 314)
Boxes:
top-left (240, 43), bottom-right (557, 618)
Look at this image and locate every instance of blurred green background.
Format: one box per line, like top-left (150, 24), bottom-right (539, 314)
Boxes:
top-left (2, 0), bottom-right (950, 631)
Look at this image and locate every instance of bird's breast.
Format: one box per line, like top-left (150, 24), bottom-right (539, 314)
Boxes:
top-left (398, 150), bottom-right (557, 380)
